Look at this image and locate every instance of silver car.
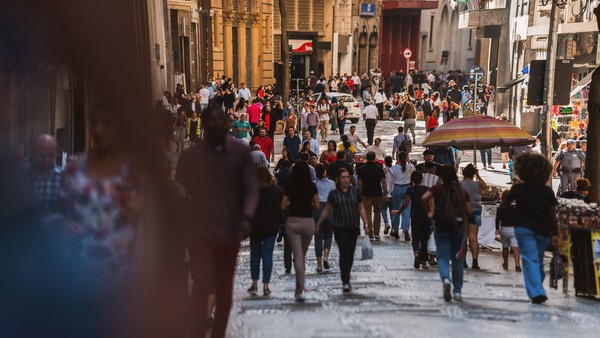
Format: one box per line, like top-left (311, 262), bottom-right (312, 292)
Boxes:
top-left (311, 92), bottom-right (362, 123)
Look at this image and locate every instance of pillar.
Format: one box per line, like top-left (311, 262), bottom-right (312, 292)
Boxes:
top-left (223, 11), bottom-right (234, 77)
top-left (238, 13), bottom-right (248, 86)
top-left (250, 14), bottom-right (262, 91)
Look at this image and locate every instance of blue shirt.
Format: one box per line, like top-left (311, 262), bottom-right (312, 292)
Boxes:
top-left (315, 178), bottom-right (335, 202)
top-left (283, 135), bottom-right (302, 161)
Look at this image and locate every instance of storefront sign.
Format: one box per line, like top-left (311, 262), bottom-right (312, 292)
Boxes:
top-left (289, 39), bottom-right (313, 53)
top-left (359, 3), bottom-right (376, 17)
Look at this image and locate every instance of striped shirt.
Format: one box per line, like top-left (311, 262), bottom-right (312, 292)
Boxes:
top-left (327, 186), bottom-right (363, 228)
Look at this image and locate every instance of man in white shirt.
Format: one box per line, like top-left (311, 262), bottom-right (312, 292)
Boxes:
top-left (363, 101), bottom-right (379, 145)
top-left (238, 82), bottom-right (251, 103)
top-left (317, 98), bottom-right (330, 142)
top-left (427, 72), bottom-right (436, 84)
top-left (352, 72), bottom-right (361, 98)
top-left (199, 83), bottom-right (210, 114)
top-left (303, 130), bottom-right (320, 155)
top-left (347, 125), bottom-right (368, 150)
top-left (366, 137), bottom-right (386, 161)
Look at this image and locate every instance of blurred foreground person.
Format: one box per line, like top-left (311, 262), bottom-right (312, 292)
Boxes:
top-left (176, 105), bottom-right (258, 337)
top-left (502, 153), bottom-right (558, 304)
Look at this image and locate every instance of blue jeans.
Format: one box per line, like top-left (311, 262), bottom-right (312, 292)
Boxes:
top-left (508, 160), bottom-right (514, 180)
top-left (338, 119), bottom-right (346, 136)
top-left (515, 226), bottom-right (549, 299)
top-left (381, 199), bottom-right (391, 224)
top-left (389, 108), bottom-right (399, 119)
top-left (308, 126), bottom-right (317, 139)
top-left (249, 235), bottom-right (276, 283)
top-left (313, 204), bottom-right (333, 257)
top-left (434, 228), bottom-right (465, 293)
top-left (479, 149), bottom-right (492, 166)
top-left (391, 184), bottom-right (410, 232)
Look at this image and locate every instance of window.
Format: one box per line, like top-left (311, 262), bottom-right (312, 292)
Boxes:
top-left (428, 15), bottom-right (434, 49)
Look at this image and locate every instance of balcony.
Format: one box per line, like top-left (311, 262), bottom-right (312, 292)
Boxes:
top-left (381, 0), bottom-right (438, 10)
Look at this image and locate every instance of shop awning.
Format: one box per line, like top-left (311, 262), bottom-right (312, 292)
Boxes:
top-left (497, 75), bottom-right (528, 93)
top-left (570, 69), bottom-right (595, 97)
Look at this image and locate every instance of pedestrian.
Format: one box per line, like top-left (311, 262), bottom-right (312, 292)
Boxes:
top-left (173, 110), bottom-right (187, 153)
top-left (317, 97), bottom-right (330, 142)
top-left (176, 105), bottom-right (258, 337)
top-left (392, 171), bottom-right (431, 269)
top-left (248, 166), bottom-right (283, 296)
top-left (303, 130), bottom-right (320, 155)
top-left (479, 148), bottom-right (494, 170)
top-left (284, 108), bottom-right (298, 132)
top-left (381, 156), bottom-right (393, 236)
top-left (421, 165), bottom-right (471, 302)
top-left (232, 113), bottom-right (251, 142)
top-left (427, 107), bottom-right (440, 131)
top-left (363, 100), bottom-right (378, 146)
top-left (495, 190), bottom-right (521, 272)
top-left (401, 101), bottom-right (417, 143)
top-left (552, 139), bottom-right (585, 193)
top-left (374, 89), bottom-right (387, 120)
top-left (252, 127), bottom-right (275, 163)
top-left (392, 126), bottom-right (411, 158)
top-left (274, 160), bottom-right (293, 273)
top-left (253, 119), bottom-right (266, 139)
top-left (501, 153), bottom-right (558, 304)
top-left (283, 127), bottom-right (302, 162)
top-left (281, 161), bottom-right (319, 302)
top-left (246, 99), bottom-right (262, 137)
top-left (316, 168), bottom-right (370, 292)
top-left (389, 151), bottom-right (415, 241)
top-left (460, 164), bottom-right (487, 270)
top-left (320, 140), bottom-right (338, 165)
top-left (261, 104), bottom-right (277, 140)
top-left (251, 144), bottom-right (269, 168)
top-left (187, 111), bottom-right (202, 146)
top-left (346, 125), bottom-right (367, 150)
top-left (357, 151), bottom-right (387, 240)
top-left (306, 105), bottom-right (320, 139)
top-left (275, 148), bottom-right (292, 173)
top-left (326, 150), bottom-right (356, 185)
top-left (508, 144), bottom-right (531, 183)
top-left (313, 164), bottom-right (336, 272)
top-left (366, 137), bottom-right (386, 161)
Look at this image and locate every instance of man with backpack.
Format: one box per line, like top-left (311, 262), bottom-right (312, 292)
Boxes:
top-left (421, 94), bottom-right (433, 122)
top-left (392, 126), bottom-right (412, 157)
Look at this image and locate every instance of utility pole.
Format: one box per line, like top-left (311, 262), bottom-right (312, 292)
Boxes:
top-left (541, 1), bottom-right (560, 159)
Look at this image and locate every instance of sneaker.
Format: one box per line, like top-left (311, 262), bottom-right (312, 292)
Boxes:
top-left (285, 268), bottom-right (291, 274)
top-left (502, 262), bottom-right (508, 270)
top-left (383, 225), bottom-right (390, 235)
top-left (404, 231), bottom-right (411, 242)
top-left (317, 266), bottom-right (323, 273)
top-left (295, 291), bottom-right (306, 302)
top-left (392, 231), bottom-right (400, 239)
top-left (369, 235), bottom-right (375, 241)
top-left (247, 286), bottom-right (258, 295)
top-left (531, 295), bottom-right (547, 304)
top-left (453, 293), bottom-right (463, 301)
top-left (443, 280), bottom-right (452, 302)
top-left (342, 284), bottom-right (352, 293)
top-left (323, 260), bottom-right (330, 270)
top-left (421, 263), bottom-right (429, 270)
top-left (488, 165), bottom-right (495, 170)
top-left (516, 266), bottom-right (522, 272)
top-left (471, 260), bottom-right (480, 270)
top-left (263, 285), bottom-right (271, 296)
top-left (414, 254), bottom-right (420, 269)
top-left (374, 235), bottom-right (381, 241)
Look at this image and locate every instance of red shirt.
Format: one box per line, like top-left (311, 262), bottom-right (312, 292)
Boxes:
top-left (247, 104), bottom-right (261, 124)
top-left (253, 135), bottom-right (274, 160)
top-left (345, 78), bottom-right (354, 90)
top-left (427, 116), bottom-right (438, 131)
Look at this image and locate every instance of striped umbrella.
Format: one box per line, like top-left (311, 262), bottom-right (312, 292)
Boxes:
top-left (421, 114), bottom-right (536, 164)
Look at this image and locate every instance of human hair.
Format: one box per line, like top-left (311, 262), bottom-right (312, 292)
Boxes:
top-left (462, 163), bottom-right (477, 179)
top-left (437, 165), bottom-right (459, 189)
top-left (336, 150), bottom-right (346, 160)
top-left (384, 155), bottom-right (393, 168)
top-left (423, 149), bottom-right (434, 156)
top-left (576, 178), bottom-right (591, 192)
top-left (303, 141), bottom-right (311, 151)
top-left (315, 163), bottom-right (326, 179)
top-left (327, 140), bottom-right (336, 151)
top-left (257, 166), bottom-right (275, 188)
top-left (288, 161), bottom-right (313, 190)
top-left (340, 134), bottom-right (348, 142)
top-left (299, 152), bottom-right (309, 162)
top-left (366, 151), bottom-right (376, 161)
top-left (397, 126), bottom-right (404, 133)
top-left (335, 167), bottom-right (351, 188)
top-left (410, 170), bottom-right (423, 185)
top-left (514, 153), bottom-right (552, 186)
top-left (342, 140), bottom-right (352, 149)
top-left (397, 151), bottom-right (408, 172)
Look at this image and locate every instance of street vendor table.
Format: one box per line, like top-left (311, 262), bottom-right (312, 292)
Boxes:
top-left (479, 203), bottom-right (498, 245)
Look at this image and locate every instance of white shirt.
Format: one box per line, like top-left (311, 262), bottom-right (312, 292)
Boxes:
top-left (352, 75), bottom-right (361, 85)
top-left (199, 88), bottom-right (210, 104)
top-left (366, 145), bottom-right (386, 161)
top-left (421, 82), bottom-right (432, 95)
top-left (374, 91), bottom-right (386, 104)
top-left (317, 103), bottom-right (330, 121)
top-left (422, 172), bottom-right (439, 188)
top-left (363, 105), bottom-right (378, 120)
top-left (238, 87), bottom-right (251, 101)
top-left (406, 74), bottom-right (413, 85)
top-left (427, 73), bottom-right (436, 83)
top-left (388, 162), bottom-right (415, 185)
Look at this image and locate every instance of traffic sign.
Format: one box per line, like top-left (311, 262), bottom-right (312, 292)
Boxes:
top-left (469, 66), bottom-right (484, 81)
top-left (403, 48), bottom-right (412, 59)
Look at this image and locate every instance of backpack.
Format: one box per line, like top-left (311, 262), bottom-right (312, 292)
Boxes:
top-left (399, 134), bottom-right (412, 154)
top-left (344, 148), bottom-right (354, 164)
top-left (422, 100), bottom-right (432, 115)
top-left (434, 187), bottom-right (466, 232)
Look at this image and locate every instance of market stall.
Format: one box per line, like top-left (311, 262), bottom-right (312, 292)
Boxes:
top-left (556, 198), bottom-right (600, 299)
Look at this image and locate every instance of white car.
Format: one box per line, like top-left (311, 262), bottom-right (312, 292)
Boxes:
top-left (311, 92), bottom-right (362, 123)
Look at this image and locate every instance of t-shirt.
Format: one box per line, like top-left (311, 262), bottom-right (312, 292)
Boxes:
top-left (232, 120), bottom-right (250, 139)
top-left (460, 180), bottom-right (482, 212)
top-left (357, 162), bottom-right (385, 197)
top-left (284, 182), bottom-right (317, 217)
top-left (406, 185), bottom-right (429, 217)
top-left (283, 135), bottom-right (301, 161)
top-left (253, 136), bottom-right (274, 160)
top-left (326, 161), bottom-right (354, 181)
top-left (504, 183), bottom-right (558, 237)
top-left (327, 186), bottom-right (363, 228)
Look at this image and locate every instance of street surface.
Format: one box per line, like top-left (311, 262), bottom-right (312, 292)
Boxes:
top-left (221, 118), bottom-right (595, 337)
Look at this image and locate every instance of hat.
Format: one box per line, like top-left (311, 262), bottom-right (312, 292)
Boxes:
top-left (566, 139), bottom-right (576, 144)
top-left (580, 139), bottom-right (587, 144)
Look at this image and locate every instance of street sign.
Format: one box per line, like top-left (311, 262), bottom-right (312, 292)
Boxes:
top-left (403, 48), bottom-right (412, 59)
top-left (469, 66), bottom-right (484, 81)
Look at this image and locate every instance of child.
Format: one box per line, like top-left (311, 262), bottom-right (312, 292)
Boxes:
top-left (392, 171), bottom-right (430, 269)
top-left (496, 190), bottom-right (521, 271)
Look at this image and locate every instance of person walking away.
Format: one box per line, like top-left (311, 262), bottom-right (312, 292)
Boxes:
top-left (381, 156), bottom-right (394, 236)
top-left (389, 151), bottom-right (415, 241)
top-left (401, 101), bottom-right (417, 144)
top-left (495, 190), bottom-right (521, 271)
top-left (392, 126), bottom-right (411, 157)
top-left (198, 83), bottom-right (210, 114)
top-left (363, 100), bottom-right (378, 145)
top-left (281, 161), bottom-right (319, 302)
top-left (507, 144), bottom-right (531, 183)
top-left (274, 160), bottom-right (294, 273)
top-left (374, 89), bottom-right (387, 120)
top-left (460, 164), bottom-right (487, 270)
top-left (392, 171), bottom-right (431, 269)
top-left (176, 106), bottom-right (258, 337)
top-left (501, 153), bottom-right (558, 304)
top-left (479, 148), bottom-right (494, 170)
top-left (173, 110), bottom-right (187, 153)
top-left (552, 139), bottom-right (585, 193)
top-left (248, 167), bottom-right (283, 296)
top-left (316, 168), bottom-right (370, 292)
top-left (421, 165), bottom-right (471, 302)
top-left (357, 152), bottom-right (388, 240)
top-left (313, 164), bottom-right (336, 272)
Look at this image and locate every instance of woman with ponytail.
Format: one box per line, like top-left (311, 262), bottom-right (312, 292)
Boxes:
top-left (388, 151), bottom-right (415, 240)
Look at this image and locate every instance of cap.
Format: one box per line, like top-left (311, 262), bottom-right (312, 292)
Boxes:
top-left (566, 139), bottom-right (576, 144)
top-left (580, 139), bottom-right (587, 144)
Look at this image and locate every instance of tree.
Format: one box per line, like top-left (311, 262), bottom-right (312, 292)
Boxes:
top-left (278, 0), bottom-right (290, 104)
top-left (585, 6), bottom-right (600, 203)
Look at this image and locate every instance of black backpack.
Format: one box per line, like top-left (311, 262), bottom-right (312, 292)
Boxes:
top-left (399, 134), bottom-right (412, 154)
top-left (434, 187), bottom-right (466, 232)
top-left (422, 99), bottom-right (432, 115)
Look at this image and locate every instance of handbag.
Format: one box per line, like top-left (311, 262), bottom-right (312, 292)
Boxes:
top-left (361, 235), bottom-right (374, 260)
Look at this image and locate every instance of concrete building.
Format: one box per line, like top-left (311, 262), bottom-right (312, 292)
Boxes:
top-left (351, 1), bottom-right (381, 76)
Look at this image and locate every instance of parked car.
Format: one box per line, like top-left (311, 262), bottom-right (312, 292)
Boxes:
top-left (311, 92), bottom-right (362, 123)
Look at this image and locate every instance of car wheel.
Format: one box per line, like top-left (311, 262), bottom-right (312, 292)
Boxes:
top-left (350, 118), bottom-right (359, 123)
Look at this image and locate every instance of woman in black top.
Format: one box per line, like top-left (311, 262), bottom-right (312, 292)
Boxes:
top-left (222, 87), bottom-right (236, 112)
top-left (281, 161), bottom-right (319, 302)
top-left (248, 167), bottom-right (283, 296)
top-left (502, 153), bottom-right (558, 305)
top-left (316, 168), bottom-right (370, 292)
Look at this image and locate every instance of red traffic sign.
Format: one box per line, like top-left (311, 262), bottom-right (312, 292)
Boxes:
top-left (403, 48), bottom-right (412, 59)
